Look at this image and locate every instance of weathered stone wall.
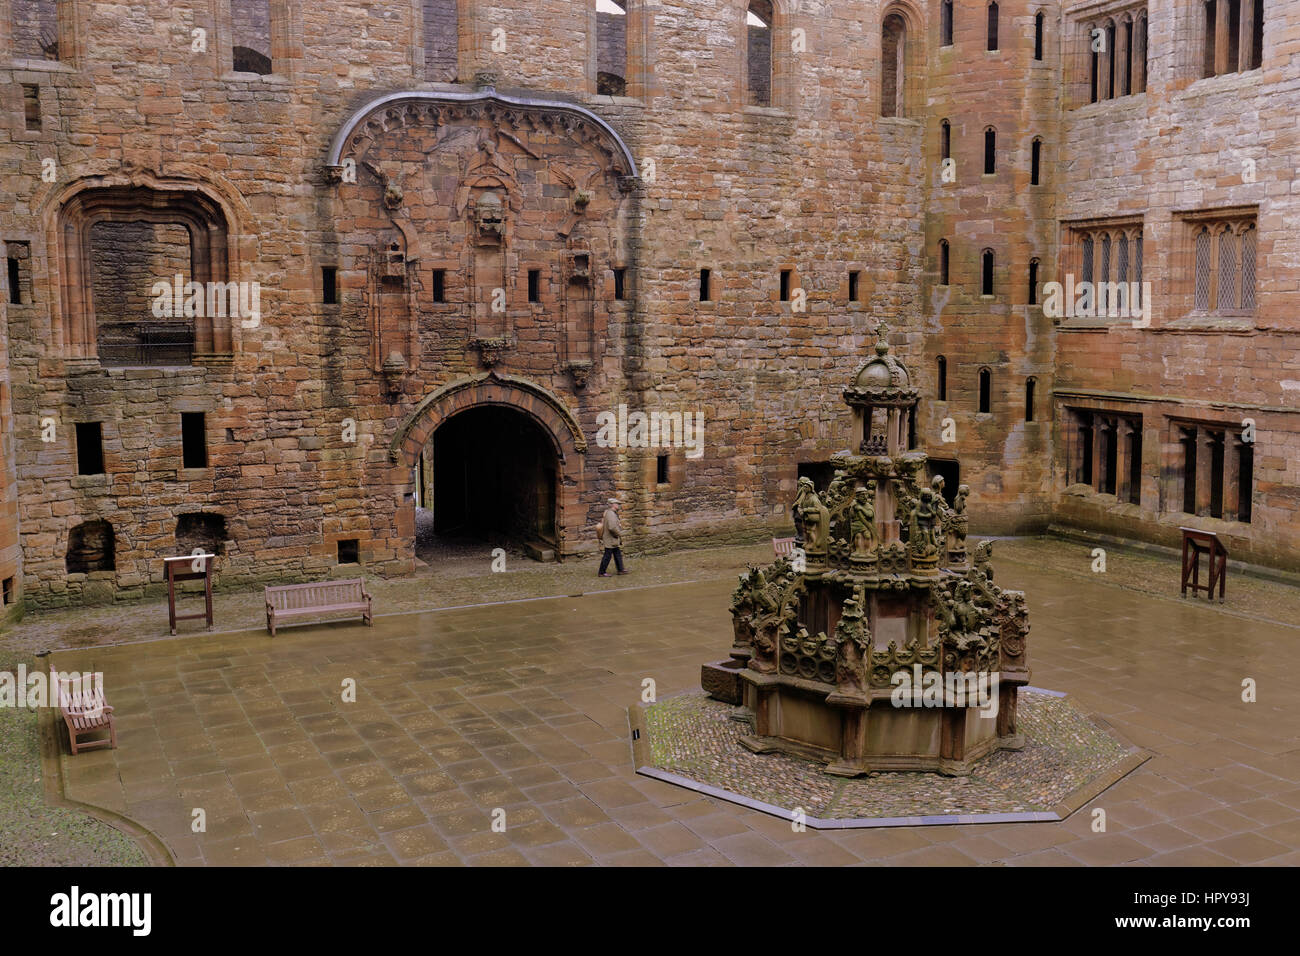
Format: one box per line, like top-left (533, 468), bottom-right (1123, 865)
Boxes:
top-left (1050, 0), bottom-right (1300, 568)
top-left (88, 221), bottom-right (191, 325)
top-left (0, 0), bottom-right (1297, 612)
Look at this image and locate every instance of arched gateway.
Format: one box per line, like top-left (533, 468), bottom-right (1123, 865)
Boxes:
top-left (386, 372), bottom-right (587, 561)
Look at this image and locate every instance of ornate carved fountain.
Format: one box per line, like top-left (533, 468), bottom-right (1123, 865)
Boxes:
top-left (702, 325), bottom-right (1031, 776)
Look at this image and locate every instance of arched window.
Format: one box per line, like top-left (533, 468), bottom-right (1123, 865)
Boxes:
top-left (1025, 377), bottom-right (1036, 422)
top-left (424, 0), bottom-right (459, 81)
top-left (1105, 20), bottom-right (1117, 97)
top-left (939, 239), bottom-right (950, 285)
top-left (232, 0), bottom-right (273, 74)
top-left (881, 12), bottom-right (908, 117)
top-left (1031, 137), bottom-right (1042, 185)
top-left (1122, 15), bottom-right (1133, 95)
top-left (1194, 226), bottom-right (1212, 310)
top-left (941, 119), bottom-right (951, 160)
top-left (987, 2), bottom-right (999, 51)
top-left (984, 127), bottom-right (996, 174)
top-left (596, 0), bottom-right (628, 96)
top-left (1028, 257), bottom-right (1040, 305)
top-left (982, 248), bottom-right (995, 295)
top-left (1089, 23), bottom-right (1100, 103)
top-left (1034, 11), bottom-right (1045, 60)
top-left (1204, 1), bottom-right (1218, 78)
top-left (1135, 13), bottom-right (1149, 92)
top-left (937, 355), bottom-right (948, 400)
top-left (978, 368), bottom-right (992, 413)
top-left (747, 2), bottom-right (773, 107)
top-left (941, 0), bottom-right (954, 46)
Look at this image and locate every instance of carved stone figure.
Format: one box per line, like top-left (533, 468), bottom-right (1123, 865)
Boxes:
top-left (833, 592), bottom-right (871, 698)
top-left (800, 485), bottom-right (831, 555)
top-left (908, 487), bottom-right (941, 557)
top-left (849, 484), bottom-right (877, 555)
top-left (792, 477), bottom-right (813, 545)
top-left (948, 483), bottom-right (970, 562)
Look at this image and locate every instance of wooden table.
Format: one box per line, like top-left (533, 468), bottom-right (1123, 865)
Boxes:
top-left (1180, 527), bottom-right (1227, 602)
top-left (165, 553), bottom-right (215, 635)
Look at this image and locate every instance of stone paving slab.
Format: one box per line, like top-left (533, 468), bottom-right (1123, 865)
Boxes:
top-left (40, 544), bottom-right (1300, 866)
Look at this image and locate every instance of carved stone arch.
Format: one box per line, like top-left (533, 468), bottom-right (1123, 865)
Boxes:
top-left (386, 371), bottom-right (588, 556)
top-left (325, 90), bottom-right (637, 181)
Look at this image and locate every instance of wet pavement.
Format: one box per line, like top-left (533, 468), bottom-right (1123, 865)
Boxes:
top-left (43, 543), bottom-right (1300, 866)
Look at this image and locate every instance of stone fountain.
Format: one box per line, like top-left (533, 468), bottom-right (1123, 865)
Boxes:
top-left (702, 325), bottom-right (1031, 776)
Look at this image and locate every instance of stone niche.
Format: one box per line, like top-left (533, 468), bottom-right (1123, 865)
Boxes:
top-left (704, 325), bottom-right (1031, 777)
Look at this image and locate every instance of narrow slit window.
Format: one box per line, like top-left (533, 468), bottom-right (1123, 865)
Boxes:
top-left (937, 355), bottom-right (947, 401)
top-left (1034, 11), bottom-right (1044, 60)
top-left (181, 413), bottom-right (208, 469)
top-left (941, 119), bottom-right (951, 160)
top-left (432, 268), bottom-right (446, 303)
top-left (779, 269), bottom-right (792, 302)
top-left (982, 249), bottom-right (994, 296)
top-left (1028, 258), bottom-right (1039, 305)
top-left (76, 422), bottom-right (105, 476)
top-left (21, 84), bottom-right (40, 131)
top-left (2, 577), bottom-right (12, 605)
top-left (614, 267), bottom-right (626, 300)
top-left (978, 368), bottom-right (992, 414)
top-left (6, 257), bottom-right (21, 305)
top-left (528, 269), bottom-right (541, 303)
top-left (987, 2), bottom-right (999, 51)
top-left (984, 127), bottom-right (996, 174)
top-left (656, 454), bottom-right (669, 485)
top-left (941, 0), bottom-right (953, 46)
top-left (322, 266), bottom-right (338, 305)
top-left (699, 268), bottom-right (712, 302)
top-left (1025, 377), bottom-right (1036, 421)
top-left (848, 271), bottom-right (860, 302)
top-left (1031, 138), bottom-right (1042, 185)
top-left (939, 240), bottom-right (950, 286)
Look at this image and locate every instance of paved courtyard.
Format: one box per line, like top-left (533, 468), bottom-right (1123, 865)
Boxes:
top-left (44, 543), bottom-right (1300, 866)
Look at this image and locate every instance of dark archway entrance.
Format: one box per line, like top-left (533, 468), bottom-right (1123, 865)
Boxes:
top-left (421, 405), bottom-right (558, 551)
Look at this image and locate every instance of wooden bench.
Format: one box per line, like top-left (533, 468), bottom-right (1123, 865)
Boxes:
top-left (772, 537), bottom-right (796, 558)
top-left (265, 578), bottom-right (373, 636)
top-left (58, 674), bottom-right (116, 755)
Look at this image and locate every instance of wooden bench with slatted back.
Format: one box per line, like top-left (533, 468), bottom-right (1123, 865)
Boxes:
top-left (58, 674), bottom-right (116, 755)
top-left (264, 578), bottom-right (373, 636)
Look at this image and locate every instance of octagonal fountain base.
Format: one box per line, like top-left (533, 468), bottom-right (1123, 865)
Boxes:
top-left (628, 688), bottom-right (1147, 829)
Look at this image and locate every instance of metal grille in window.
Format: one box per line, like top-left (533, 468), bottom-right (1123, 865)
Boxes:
top-left (1116, 236), bottom-right (1129, 284)
top-left (1217, 229), bottom-right (1237, 312)
top-left (1240, 226), bottom-right (1256, 311)
top-left (1194, 228), bottom-right (1211, 311)
top-left (1135, 235), bottom-right (1142, 285)
top-left (1081, 236), bottom-right (1093, 287)
top-left (1100, 234), bottom-right (1111, 284)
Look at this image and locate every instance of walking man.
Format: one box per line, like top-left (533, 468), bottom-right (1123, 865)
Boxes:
top-left (599, 498), bottom-right (628, 576)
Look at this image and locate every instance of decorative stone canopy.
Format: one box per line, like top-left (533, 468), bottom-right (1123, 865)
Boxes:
top-left (844, 323), bottom-right (919, 456)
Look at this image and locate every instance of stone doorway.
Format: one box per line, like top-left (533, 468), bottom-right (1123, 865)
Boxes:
top-left (416, 405), bottom-right (558, 561)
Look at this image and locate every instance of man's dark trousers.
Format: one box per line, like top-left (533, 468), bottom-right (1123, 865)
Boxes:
top-left (599, 547), bottom-right (625, 574)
